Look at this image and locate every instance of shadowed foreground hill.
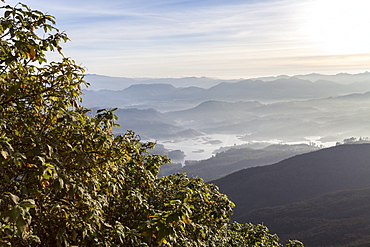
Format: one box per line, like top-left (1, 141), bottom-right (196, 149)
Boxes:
top-left (241, 188), bottom-right (370, 246)
top-left (211, 144), bottom-right (370, 246)
top-left (212, 144), bottom-right (370, 218)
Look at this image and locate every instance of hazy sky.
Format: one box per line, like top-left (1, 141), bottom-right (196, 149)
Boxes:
top-left (3, 0), bottom-right (370, 78)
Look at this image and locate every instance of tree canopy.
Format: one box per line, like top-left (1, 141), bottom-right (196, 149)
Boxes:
top-left (0, 3), bottom-right (303, 246)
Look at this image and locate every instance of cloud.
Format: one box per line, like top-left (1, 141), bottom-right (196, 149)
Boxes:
top-left (3, 0), bottom-right (369, 78)
top-left (61, 1), bottom-right (301, 45)
top-left (53, 0), bottom-right (320, 77)
top-left (4, 0), bottom-right (303, 50)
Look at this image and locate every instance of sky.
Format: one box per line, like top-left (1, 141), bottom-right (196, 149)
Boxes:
top-left (3, 0), bottom-right (370, 79)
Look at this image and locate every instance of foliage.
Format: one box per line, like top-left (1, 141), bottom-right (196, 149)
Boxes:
top-left (336, 137), bottom-right (370, 146)
top-left (0, 3), bottom-right (303, 246)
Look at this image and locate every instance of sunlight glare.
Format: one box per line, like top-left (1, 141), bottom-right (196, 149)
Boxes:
top-left (303, 0), bottom-right (370, 54)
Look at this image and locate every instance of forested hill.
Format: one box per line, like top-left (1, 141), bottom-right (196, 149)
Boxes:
top-left (212, 144), bottom-right (370, 246)
top-left (212, 144), bottom-right (370, 217)
top-left (242, 188), bottom-right (370, 246)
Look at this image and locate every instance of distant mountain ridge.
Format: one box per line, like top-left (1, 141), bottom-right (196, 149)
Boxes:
top-left (204, 78), bottom-right (349, 100)
top-left (82, 75), bottom-right (370, 111)
top-left (85, 72), bottom-right (370, 91)
top-left (85, 74), bottom-right (239, 90)
top-left (252, 71), bottom-right (370, 84)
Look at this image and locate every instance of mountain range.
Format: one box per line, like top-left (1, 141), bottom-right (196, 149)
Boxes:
top-left (96, 91), bottom-right (370, 149)
top-left (84, 74), bottom-right (239, 90)
top-left (85, 72), bottom-right (370, 91)
top-left (255, 71), bottom-right (370, 85)
top-left (82, 76), bottom-right (370, 111)
top-left (83, 72), bottom-right (370, 165)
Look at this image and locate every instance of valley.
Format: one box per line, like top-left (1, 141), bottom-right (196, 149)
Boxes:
top-left (83, 72), bottom-right (370, 163)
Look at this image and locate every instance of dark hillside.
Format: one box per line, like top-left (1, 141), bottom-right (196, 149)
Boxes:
top-left (240, 188), bottom-right (370, 247)
top-left (212, 144), bottom-right (370, 217)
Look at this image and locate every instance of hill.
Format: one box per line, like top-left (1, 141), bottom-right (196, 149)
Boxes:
top-left (241, 188), bottom-right (370, 246)
top-left (204, 78), bottom-right (349, 101)
top-left (165, 100), bottom-right (263, 130)
top-left (210, 144), bottom-right (370, 246)
top-left (212, 144), bottom-right (370, 218)
top-left (165, 92), bottom-right (370, 143)
top-left (91, 108), bottom-right (202, 140)
top-left (84, 74), bottom-right (236, 90)
top-left (164, 144), bottom-right (319, 181)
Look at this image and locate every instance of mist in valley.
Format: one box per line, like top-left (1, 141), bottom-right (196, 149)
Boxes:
top-left (83, 72), bottom-right (370, 165)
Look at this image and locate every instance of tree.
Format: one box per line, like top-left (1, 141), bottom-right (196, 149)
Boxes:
top-left (0, 3), bottom-right (304, 246)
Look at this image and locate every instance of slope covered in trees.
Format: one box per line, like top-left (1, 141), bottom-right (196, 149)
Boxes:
top-left (242, 188), bottom-right (370, 246)
top-left (0, 3), bottom-right (302, 246)
top-left (212, 144), bottom-right (370, 246)
top-left (213, 144), bottom-right (370, 217)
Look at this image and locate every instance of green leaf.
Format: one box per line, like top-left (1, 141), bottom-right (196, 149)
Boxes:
top-left (16, 217), bottom-right (26, 234)
top-left (19, 199), bottom-right (36, 209)
top-left (11, 206), bottom-right (22, 221)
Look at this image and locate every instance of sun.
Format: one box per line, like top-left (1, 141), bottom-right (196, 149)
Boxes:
top-left (303, 0), bottom-right (370, 54)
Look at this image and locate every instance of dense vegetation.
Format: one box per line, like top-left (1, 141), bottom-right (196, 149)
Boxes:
top-left (0, 3), bottom-right (303, 246)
